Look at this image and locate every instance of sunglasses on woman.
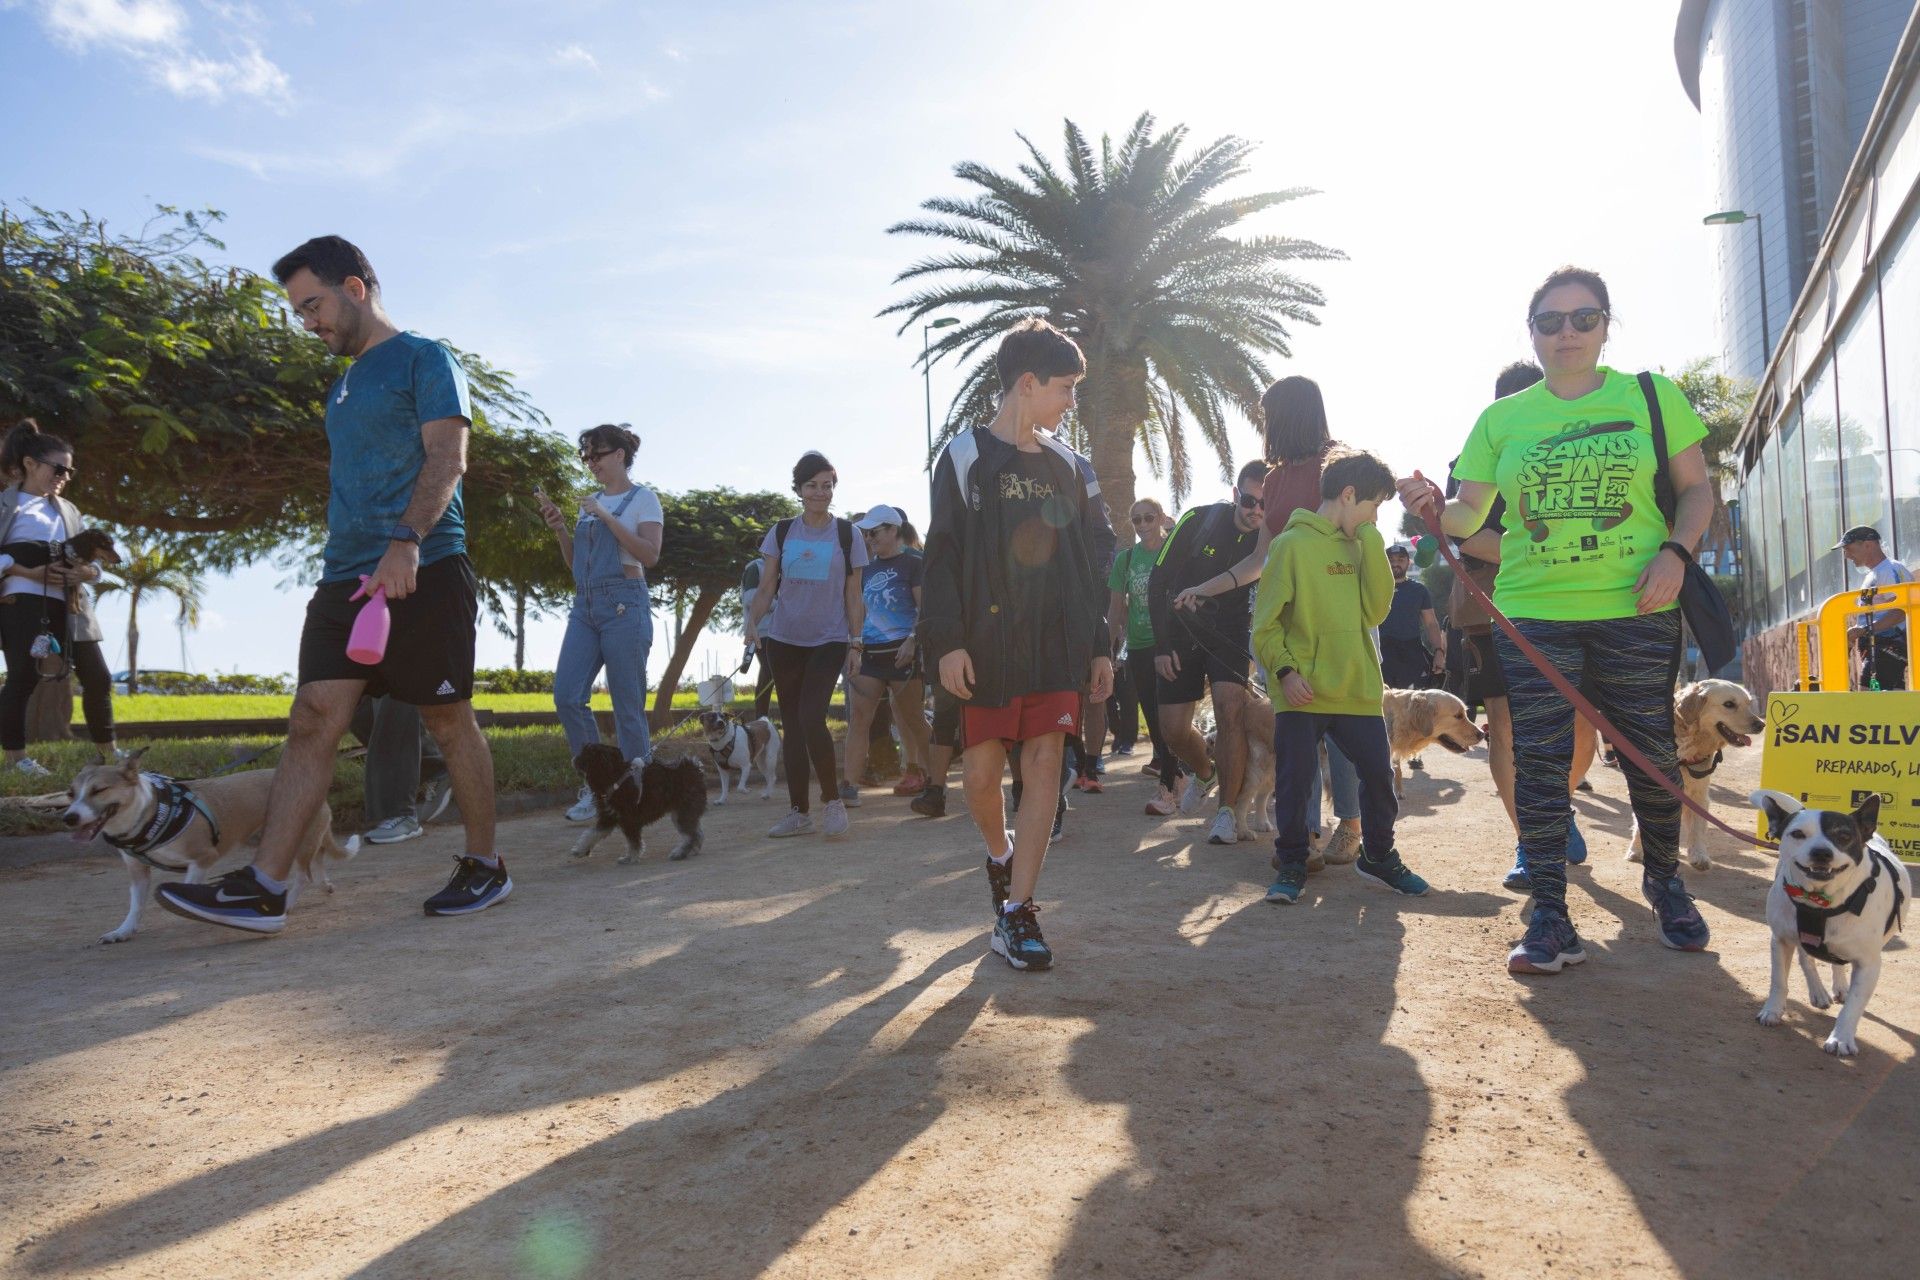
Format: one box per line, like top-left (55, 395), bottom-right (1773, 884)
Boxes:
top-left (1529, 307), bottom-right (1607, 336)
top-left (580, 449), bottom-right (620, 464)
top-left (1130, 513), bottom-right (1158, 525)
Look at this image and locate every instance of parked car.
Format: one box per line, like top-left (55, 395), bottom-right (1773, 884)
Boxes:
top-left (112, 669), bottom-right (192, 694)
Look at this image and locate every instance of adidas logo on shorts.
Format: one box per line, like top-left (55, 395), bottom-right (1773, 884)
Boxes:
top-left (1056, 713), bottom-right (1074, 726)
top-left (436, 680), bottom-right (456, 696)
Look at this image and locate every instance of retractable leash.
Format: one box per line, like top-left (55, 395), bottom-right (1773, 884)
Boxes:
top-left (1412, 487), bottom-right (1776, 852)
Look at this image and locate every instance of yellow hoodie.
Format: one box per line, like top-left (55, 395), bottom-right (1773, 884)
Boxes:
top-left (1251, 511), bottom-right (1393, 716)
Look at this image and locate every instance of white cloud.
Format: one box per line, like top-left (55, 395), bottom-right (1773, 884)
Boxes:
top-left (551, 43), bottom-right (599, 73)
top-left (30, 0), bottom-right (291, 105)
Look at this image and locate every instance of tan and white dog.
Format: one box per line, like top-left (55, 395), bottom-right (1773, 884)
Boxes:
top-left (63, 752), bottom-right (359, 945)
top-left (1382, 687), bottom-right (1485, 798)
top-left (698, 710), bottom-right (779, 804)
top-left (1627, 678), bottom-right (1766, 870)
top-left (1751, 789), bottom-right (1909, 1056)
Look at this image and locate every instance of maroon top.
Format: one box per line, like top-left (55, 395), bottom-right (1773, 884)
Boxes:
top-left (1261, 444), bottom-right (1329, 535)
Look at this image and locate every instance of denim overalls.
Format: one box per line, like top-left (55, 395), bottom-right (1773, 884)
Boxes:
top-left (553, 487), bottom-right (653, 764)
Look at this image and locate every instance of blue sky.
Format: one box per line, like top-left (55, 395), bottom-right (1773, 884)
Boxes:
top-left (1, 0), bottom-right (1716, 681)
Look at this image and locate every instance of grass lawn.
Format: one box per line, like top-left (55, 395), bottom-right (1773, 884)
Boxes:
top-left (87, 689), bottom-right (748, 724)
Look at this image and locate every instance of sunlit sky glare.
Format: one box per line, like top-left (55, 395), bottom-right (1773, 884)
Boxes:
top-left (0, 0), bottom-right (1711, 680)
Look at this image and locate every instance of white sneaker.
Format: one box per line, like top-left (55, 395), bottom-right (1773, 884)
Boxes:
top-left (366, 815), bottom-right (424, 844)
top-left (1206, 807), bottom-right (1239, 846)
top-left (1179, 769), bottom-right (1216, 815)
top-left (565, 785), bottom-right (597, 823)
top-left (12, 758), bottom-right (51, 779)
top-left (768, 808), bottom-right (816, 838)
top-left (822, 799), bottom-right (850, 837)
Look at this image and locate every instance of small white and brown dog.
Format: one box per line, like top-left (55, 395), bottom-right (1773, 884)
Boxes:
top-left (1382, 687), bottom-right (1486, 798)
top-left (63, 751), bottom-right (359, 945)
top-left (1751, 789), bottom-right (1909, 1057)
top-left (1627, 678), bottom-right (1766, 870)
top-left (698, 709), bottom-right (779, 804)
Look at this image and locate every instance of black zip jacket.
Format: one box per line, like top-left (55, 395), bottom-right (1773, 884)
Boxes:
top-left (1148, 501), bottom-right (1257, 649)
top-left (921, 427), bottom-right (1110, 707)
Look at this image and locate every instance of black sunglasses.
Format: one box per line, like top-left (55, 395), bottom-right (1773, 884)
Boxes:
top-left (1529, 307), bottom-right (1607, 336)
top-left (43, 461), bottom-right (76, 480)
top-left (580, 448), bottom-right (620, 464)
top-left (1236, 492), bottom-right (1264, 510)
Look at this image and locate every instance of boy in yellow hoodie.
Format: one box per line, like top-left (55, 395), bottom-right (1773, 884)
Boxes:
top-left (1252, 448), bottom-right (1430, 904)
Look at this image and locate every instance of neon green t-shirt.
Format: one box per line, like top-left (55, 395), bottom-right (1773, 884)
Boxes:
top-left (1108, 542), bottom-right (1159, 649)
top-left (1451, 368), bottom-right (1707, 622)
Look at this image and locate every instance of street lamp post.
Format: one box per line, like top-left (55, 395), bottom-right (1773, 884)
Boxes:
top-left (922, 317), bottom-right (959, 470)
top-left (1703, 210), bottom-right (1771, 376)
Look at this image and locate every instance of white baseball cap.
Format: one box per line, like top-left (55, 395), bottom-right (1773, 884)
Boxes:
top-left (854, 504), bottom-right (905, 530)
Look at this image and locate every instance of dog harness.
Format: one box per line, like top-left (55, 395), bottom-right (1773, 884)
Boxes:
top-left (105, 774), bottom-right (222, 871)
top-left (711, 723), bottom-right (743, 765)
top-left (1785, 848), bottom-right (1908, 964)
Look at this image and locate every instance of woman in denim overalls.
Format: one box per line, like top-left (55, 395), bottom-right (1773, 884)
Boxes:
top-left (539, 424), bottom-right (663, 819)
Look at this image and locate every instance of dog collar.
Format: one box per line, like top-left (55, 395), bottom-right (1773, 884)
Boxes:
top-left (104, 774), bottom-right (220, 870)
top-left (1678, 749), bottom-right (1723, 779)
top-left (1788, 851), bottom-right (1906, 963)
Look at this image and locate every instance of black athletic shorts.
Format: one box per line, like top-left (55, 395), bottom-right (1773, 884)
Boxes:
top-left (1449, 629), bottom-right (1507, 703)
top-left (1156, 632), bottom-right (1250, 705)
top-left (858, 640), bottom-right (921, 683)
top-left (297, 554), bottom-right (478, 705)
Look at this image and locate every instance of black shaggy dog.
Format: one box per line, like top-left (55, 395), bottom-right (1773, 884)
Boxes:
top-left (571, 744), bottom-right (707, 864)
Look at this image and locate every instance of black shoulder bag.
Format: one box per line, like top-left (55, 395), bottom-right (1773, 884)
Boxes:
top-left (1638, 370), bottom-right (1737, 673)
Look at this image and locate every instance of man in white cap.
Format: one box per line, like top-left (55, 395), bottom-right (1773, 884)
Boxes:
top-left (1838, 526), bottom-right (1911, 690)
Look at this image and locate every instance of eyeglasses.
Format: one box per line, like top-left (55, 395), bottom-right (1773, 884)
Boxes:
top-left (1130, 513), bottom-right (1159, 525)
top-left (1529, 308), bottom-right (1607, 336)
top-left (1236, 492), bottom-right (1264, 511)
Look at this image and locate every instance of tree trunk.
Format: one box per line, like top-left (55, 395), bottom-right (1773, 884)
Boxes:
top-left (513, 588), bottom-right (527, 671)
top-left (1079, 357), bottom-right (1152, 550)
top-left (26, 677), bottom-right (73, 745)
top-left (649, 586), bottom-right (721, 731)
top-left (126, 594), bottom-right (141, 695)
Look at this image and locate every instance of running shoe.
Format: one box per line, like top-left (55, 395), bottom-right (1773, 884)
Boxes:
top-left (837, 781), bottom-right (863, 809)
top-left (420, 773), bottom-right (455, 824)
top-left (1642, 872), bottom-right (1710, 951)
top-left (991, 901), bottom-right (1053, 970)
top-left (423, 855), bottom-right (513, 917)
top-left (987, 829), bottom-right (1014, 913)
top-left (1575, 778), bottom-right (1595, 794)
top-left (910, 786), bottom-right (947, 818)
top-left (366, 815), bottom-right (424, 845)
top-left (1179, 768), bottom-right (1217, 815)
top-left (1507, 906), bottom-right (1587, 975)
top-left (892, 769), bottom-right (928, 797)
top-left (821, 799), bottom-right (851, 837)
top-left (1143, 787), bottom-right (1177, 817)
top-left (1322, 826), bottom-right (1363, 865)
top-left (1074, 774), bottom-right (1104, 794)
top-left (1112, 744), bottom-right (1135, 757)
top-left (768, 808), bottom-right (815, 837)
top-left (1265, 865), bottom-right (1307, 904)
top-left (1565, 814), bottom-right (1589, 865)
top-left (1502, 848), bottom-right (1532, 893)
top-left (1355, 851), bottom-right (1429, 896)
top-left (1206, 808), bottom-right (1239, 845)
top-left (12, 757), bottom-right (51, 779)
top-left (156, 866), bottom-right (287, 935)
top-left (565, 785), bottom-right (597, 823)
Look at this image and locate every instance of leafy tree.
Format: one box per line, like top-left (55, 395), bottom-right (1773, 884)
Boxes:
top-left (882, 113), bottom-right (1342, 537)
top-left (646, 488), bottom-right (798, 727)
top-left (93, 543), bottom-right (205, 694)
top-left (0, 203), bottom-right (581, 636)
top-left (1667, 357), bottom-right (1756, 571)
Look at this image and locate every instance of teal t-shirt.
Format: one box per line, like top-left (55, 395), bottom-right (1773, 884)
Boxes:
top-left (1451, 368), bottom-right (1707, 621)
top-left (1107, 542), bottom-right (1159, 650)
top-left (321, 332), bottom-right (472, 582)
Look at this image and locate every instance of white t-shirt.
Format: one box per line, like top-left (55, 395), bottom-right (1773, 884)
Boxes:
top-left (1, 495), bottom-right (67, 600)
top-left (1860, 556), bottom-right (1913, 635)
top-left (593, 484), bottom-right (663, 570)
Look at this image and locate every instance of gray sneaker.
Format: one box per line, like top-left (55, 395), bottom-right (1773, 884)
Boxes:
top-left (768, 808), bottom-right (816, 838)
top-left (12, 757), bottom-right (52, 779)
top-left (1206, 808), bottom-right (1239, 845)
top-left (420, 774), bottom-right (454, 824)
top-left (1179, 769), bottom-right (1216, 815)
top-left (822, 799), bottom-right (851, 837)
top-left (837, 781), bottom-right (863, 809)
top-left (366, 815), bottom-right (424, 845)
top-left (565, 785), bottom-right (597, 823)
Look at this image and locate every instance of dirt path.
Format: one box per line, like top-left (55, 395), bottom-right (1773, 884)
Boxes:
top-left (2, 745), bottom-right (1915, 1279)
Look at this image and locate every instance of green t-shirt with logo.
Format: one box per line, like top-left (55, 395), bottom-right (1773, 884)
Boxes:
top-left (1108, 542), bottom-right (1160, 650)
top-left (1451, 368), bottom-right (1707, 622)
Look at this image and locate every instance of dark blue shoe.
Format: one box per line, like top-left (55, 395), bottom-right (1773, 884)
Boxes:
top-left (1565, 815), bottom-right (1588, 865)
top-left (1502, 848), bottom-right (1532, 893)
top-left (987, 829), bottom-right (1014, 914)
top-left (1265, 865), bottom-right (1306, 904)
top-left (1356, 851), bottom-right (1429, 896)
top-left (423, 855), bottom-right (513, 916)
top-left (1641, 872), bottom-right (1710, 952)
top-left (991, 901), bottom-right (1053, 970)
top-left (1507, 906), bottom-right (1586, 974)
top-left (156, 865), bottom-right (287, 935)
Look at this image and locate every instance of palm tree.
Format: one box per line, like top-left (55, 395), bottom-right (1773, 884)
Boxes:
top-left (95, 544), bottom-right (204, 694)
top-left (882, 112), bottom-right (1343, 536)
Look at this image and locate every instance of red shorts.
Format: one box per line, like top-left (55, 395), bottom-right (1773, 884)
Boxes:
top-left (963, 690), bottom-right (1081, 747)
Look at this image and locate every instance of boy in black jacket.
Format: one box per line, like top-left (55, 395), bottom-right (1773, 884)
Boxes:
top-left (923, 320), bottom-right (1113, 971)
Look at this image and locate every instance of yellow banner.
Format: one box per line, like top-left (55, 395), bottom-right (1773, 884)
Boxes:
top-left (1761, 691), bottom-right (1920, 865)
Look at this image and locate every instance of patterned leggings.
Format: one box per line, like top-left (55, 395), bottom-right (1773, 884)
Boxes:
top-left (1493, 611), bottom-right (1683, 911)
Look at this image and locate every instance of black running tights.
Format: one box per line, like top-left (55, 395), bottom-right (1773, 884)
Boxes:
top-left (762, 636), bottom-right (847, 811)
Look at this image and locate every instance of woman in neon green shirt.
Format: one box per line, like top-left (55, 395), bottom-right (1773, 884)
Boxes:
top-left (1400, 266), bottom-right (1715, 977)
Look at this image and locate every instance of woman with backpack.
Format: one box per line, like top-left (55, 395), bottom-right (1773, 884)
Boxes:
top-left (745, 451), bottom-right (867, 838)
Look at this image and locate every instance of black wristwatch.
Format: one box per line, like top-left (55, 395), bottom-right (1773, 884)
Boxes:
top-left (1659, 540), bottom-right (1692, 564)
top-left (1274, 665), bottom-right (1296, 680)
top-left (389, 524), bottom-right (422, 546)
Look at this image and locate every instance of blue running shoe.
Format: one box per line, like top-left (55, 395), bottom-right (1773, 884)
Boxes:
top-left (423, 855), bottom-right (513, 917)
top-left (156, 865), bottom-right (287, 935)
top-left (1265, 865), bottom-right (1306, 904)
top-left (1641, 872), bottom-right (1710, 951)
top-left (991, 901), bottom-right (1053, 970)
top-left (1507, 906), bottom-right (1587, 974)
top-left (1356, 851), bottom-right (1429, 897)
top-left (1565, 814), bottom-right (1588, 865)
top-left (1502, 848), bottom-right (1532, 893)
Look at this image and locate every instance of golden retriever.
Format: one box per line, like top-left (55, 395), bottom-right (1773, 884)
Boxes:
top-left (1627, 678), bottom-right (1765, 870)
top-left (1383, 687), bottom-right (1486, 798)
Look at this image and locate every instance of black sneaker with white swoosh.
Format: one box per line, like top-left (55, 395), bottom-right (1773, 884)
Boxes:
top-left (423, 855), bottom-right (512, 916)
top-left (155, 866), bottom-right (288, 935)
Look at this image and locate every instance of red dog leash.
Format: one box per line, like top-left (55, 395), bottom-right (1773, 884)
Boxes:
top-left (1412, 493), bottom-right (1774, 853)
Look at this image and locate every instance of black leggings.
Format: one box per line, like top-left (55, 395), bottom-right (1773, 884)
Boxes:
top-left (1126, 648), bottom-right (1183, 782)
top-left (763, 636), bottom-right (847, 811)
top-left (1, 596), bottom-right (114, 750)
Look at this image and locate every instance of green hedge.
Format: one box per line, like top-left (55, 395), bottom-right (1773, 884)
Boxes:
top-left (475, 667), bottom-right (555, 693)
top-left (133, 671), bottom-right (296, 696)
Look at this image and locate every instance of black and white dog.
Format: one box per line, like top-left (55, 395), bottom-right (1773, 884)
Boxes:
top-left (1751, 789), bottom-right (1910, 1056)
top-left (698, 709), bottom-right (779, 804)
top-left (571, 745), bottom-right (707, 864)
